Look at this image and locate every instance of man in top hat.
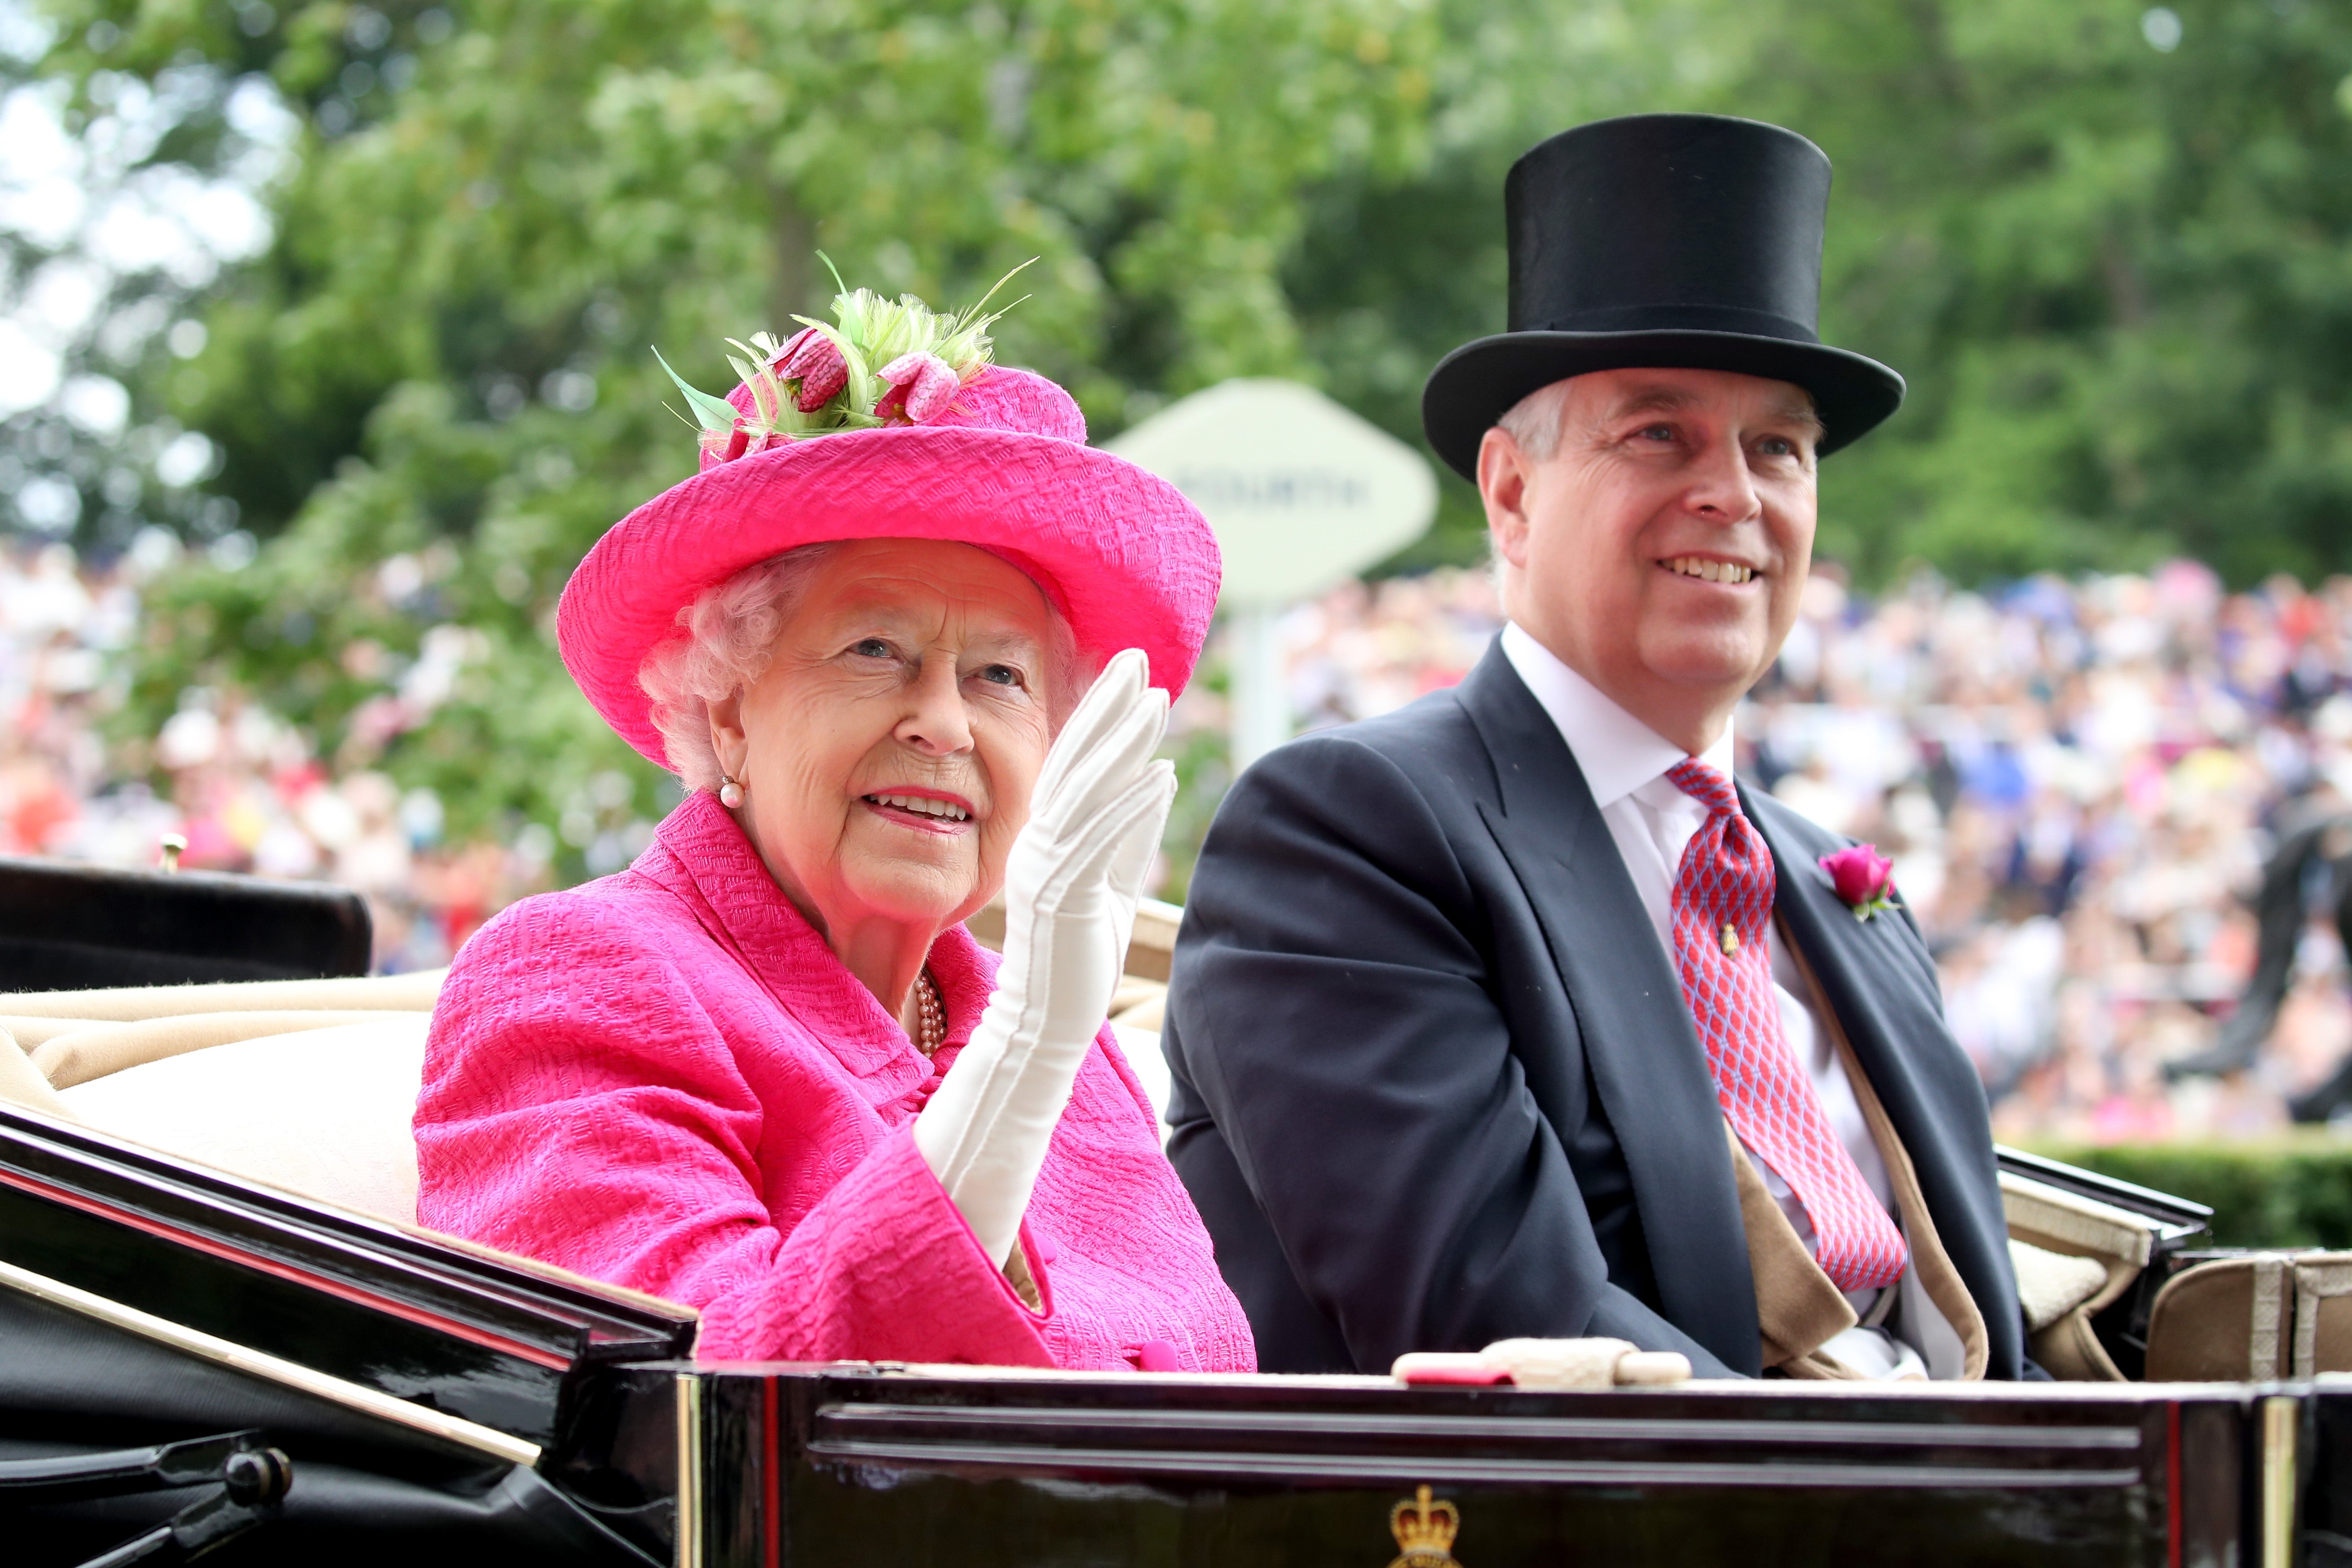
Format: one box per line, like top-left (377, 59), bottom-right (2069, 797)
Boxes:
top-left (1161, 114), bottom-right (2025, 1380)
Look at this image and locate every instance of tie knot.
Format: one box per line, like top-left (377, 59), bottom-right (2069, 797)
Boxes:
top-left (1666, 758), bottom-right (1741, 817)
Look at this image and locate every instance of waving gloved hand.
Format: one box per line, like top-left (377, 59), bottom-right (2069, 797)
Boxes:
top-left (914, 647), bottom-right (1175, 1268)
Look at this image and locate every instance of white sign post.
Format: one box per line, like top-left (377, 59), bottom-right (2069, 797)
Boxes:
top-left (1107, 379), bottom-right (1437, 770)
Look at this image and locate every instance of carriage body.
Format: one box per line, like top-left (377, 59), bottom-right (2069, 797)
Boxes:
top-left (0, 861), bottom-right (2345, 1565)
top-left (3, 1097), bottom-right (2345, 1567)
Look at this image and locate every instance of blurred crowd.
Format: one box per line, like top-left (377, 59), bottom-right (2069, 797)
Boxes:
top-left (0, 538), bottom-right (559, 974)
top-left (9, 538), bottom-right (2352, 1140)
top-left (1739, 561), bottom-right (2345, 1144)
top-left (1234, 561), bottom-right (2352, 1143)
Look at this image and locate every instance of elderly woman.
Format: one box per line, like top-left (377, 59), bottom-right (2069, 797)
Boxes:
top-left (414, 276), bottom-right (1253, 1373)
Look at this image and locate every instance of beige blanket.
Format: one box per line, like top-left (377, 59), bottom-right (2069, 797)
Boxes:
top-left (0, 1026), bottom-right (72, 1118)
top-left (0, 969), bottom-right (447, 1114)
top-left (0, 969), bottom-right (445, 1022)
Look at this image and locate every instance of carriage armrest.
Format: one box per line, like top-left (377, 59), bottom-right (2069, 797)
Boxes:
top-left (1999, 1170), bottom-right (2161, 1379)
top-left (1995, 1152), bottom-right (2212, 1382)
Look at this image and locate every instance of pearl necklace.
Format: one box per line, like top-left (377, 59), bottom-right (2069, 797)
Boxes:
top-left (912, 969), bottom-right (945, 1056)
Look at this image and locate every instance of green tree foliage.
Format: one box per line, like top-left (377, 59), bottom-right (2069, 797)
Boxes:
top-left (0, 9), bottom-right (288, 549)
top-left (34, 0), bottom-right (1436, 858)
top-left (22, 0), bottom-right (2352, 867)
top-left (2039, 1139), bottom-right (2352, 1250)
top-left (1285, 0), bottom-right (1753, 567)
top-left (1746, 0), bottom-right (2352, 586)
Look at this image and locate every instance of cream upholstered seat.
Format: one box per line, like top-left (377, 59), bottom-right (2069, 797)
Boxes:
top-left (0, 918), bottom-right (1192, 1224)
top-left (56, 1018), bottom-right (429, 1224)
top-left (0, 970), bottom-right (445, 1226)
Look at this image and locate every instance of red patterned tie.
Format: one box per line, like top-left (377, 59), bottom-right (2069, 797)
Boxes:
top-left (1664, 759), bottom-right (1908, 1292)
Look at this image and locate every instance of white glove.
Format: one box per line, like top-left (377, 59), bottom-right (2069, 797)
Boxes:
top-left (1390, 1340), bottom-right (1693, 1389)
top-left (915, 647), bottom-right (1175, 1268)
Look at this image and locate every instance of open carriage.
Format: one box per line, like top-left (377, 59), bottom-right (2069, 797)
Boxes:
top-left (4, 853), bottom-right (2351, 1567)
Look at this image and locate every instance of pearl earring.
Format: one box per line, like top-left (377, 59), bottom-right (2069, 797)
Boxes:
top-left (719, 774), bottom-right (745, 809)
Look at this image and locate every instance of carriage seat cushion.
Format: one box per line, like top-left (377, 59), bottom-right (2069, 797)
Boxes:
top-left (25, 993), bottom-right (1171, 1226)
top-left (2009, 1239), bottom-right (2111, 1333)
top-left (55, 1017), bottom-right (428, 1226)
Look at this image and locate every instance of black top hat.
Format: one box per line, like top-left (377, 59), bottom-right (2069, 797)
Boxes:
top-left (1420, 114), bottom-right (1903, 480)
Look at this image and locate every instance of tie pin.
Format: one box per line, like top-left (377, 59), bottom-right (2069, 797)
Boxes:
top-left (1721, 925), bottom-right (1739, 956)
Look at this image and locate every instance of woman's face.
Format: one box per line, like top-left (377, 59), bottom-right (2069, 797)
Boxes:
top-left (710, 538), bottom-right (1059, 943)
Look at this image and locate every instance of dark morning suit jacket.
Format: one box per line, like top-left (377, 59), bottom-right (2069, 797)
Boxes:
top-left (1160, 642), bottom-right (2023, 1379)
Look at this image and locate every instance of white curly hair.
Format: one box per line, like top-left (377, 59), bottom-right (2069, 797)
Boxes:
top-left (638, 542), bottom-right (1090, 792)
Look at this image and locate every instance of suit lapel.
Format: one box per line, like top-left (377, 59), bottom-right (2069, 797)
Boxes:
top-left (1745, 789), bottom-right (1969, 1171)
top-left (1455, 649), bottom-right (1759, 1374)
top-left (1745, 787), bottom-right (2020, 1374)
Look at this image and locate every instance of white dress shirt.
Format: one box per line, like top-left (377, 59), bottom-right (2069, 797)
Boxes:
top-left (1500, 623), bottom-right (1961, 1380)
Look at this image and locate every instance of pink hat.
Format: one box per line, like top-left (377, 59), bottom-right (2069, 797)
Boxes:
top-left (557, 285), bottom-right (1221, 770)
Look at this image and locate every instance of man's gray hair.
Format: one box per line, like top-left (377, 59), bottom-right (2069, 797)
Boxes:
top-left (1483, 381), bottom-right (1580, 618)
top-left (638, 541), bottom-right (1088, 792)
top-left (1495, 379), bottom-right (1574, 463)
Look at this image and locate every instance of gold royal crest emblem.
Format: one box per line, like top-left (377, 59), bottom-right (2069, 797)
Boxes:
top-left (1386, 1485), bottom-right (1463, 1568)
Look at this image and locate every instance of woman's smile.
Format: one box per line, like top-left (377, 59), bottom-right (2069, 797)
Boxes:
top-left (860, 787), bottom-right (978, 835)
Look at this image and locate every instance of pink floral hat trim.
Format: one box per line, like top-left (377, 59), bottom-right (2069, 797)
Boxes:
top-left (558, 268), bottom-right (1221, 770)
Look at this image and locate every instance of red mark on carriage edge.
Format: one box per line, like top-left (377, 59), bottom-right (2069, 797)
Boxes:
top-left (1398, 1361), bottom-right (1514, 1386)
top-left (763, 1377), bottom-right (781, 1568)
top-left (2167, 1401), bottom-right (2182, 1568)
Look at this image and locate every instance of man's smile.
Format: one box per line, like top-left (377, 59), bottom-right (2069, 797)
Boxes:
top-left (1661, 554), bottom-right (1760, 585)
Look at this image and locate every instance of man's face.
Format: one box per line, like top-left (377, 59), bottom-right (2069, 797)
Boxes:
top-left (1478, 366), bottom-right (1820, 746)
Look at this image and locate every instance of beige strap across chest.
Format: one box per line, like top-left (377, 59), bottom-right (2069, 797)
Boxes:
top-left (1732, 923), bottom-right (1988, 1380)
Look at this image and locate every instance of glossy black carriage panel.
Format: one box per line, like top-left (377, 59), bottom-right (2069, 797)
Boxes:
top-left (665, 1367), bottom-right (2278, 1568)
top-left (0, 1098), bottom-right (2327, 1564)
top-left (2303, 1384), bottom-right (2352, 1568)
top-left (0, 1170), bottom-right (564, 1438)
top-left (0, 1286), bottom-right (670, 1568)
top-left (0, 1106), bottom-right (696, 1446)
top-left (0, 854), bottom-right (371, 987)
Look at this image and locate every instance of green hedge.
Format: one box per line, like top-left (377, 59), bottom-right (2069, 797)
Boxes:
top-left (2028, 1139), bottom-right (2352, 1250)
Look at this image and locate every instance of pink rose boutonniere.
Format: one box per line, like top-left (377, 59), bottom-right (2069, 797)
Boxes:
top-left (1819, 843), bottom-right (1900, 921)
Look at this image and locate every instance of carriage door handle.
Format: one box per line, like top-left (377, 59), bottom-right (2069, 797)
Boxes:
top-left (0, 1427), bottom-right (293, 1567)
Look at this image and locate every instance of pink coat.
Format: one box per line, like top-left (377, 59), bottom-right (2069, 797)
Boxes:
top-left (415, 790), bottom-right (1254, 1373)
